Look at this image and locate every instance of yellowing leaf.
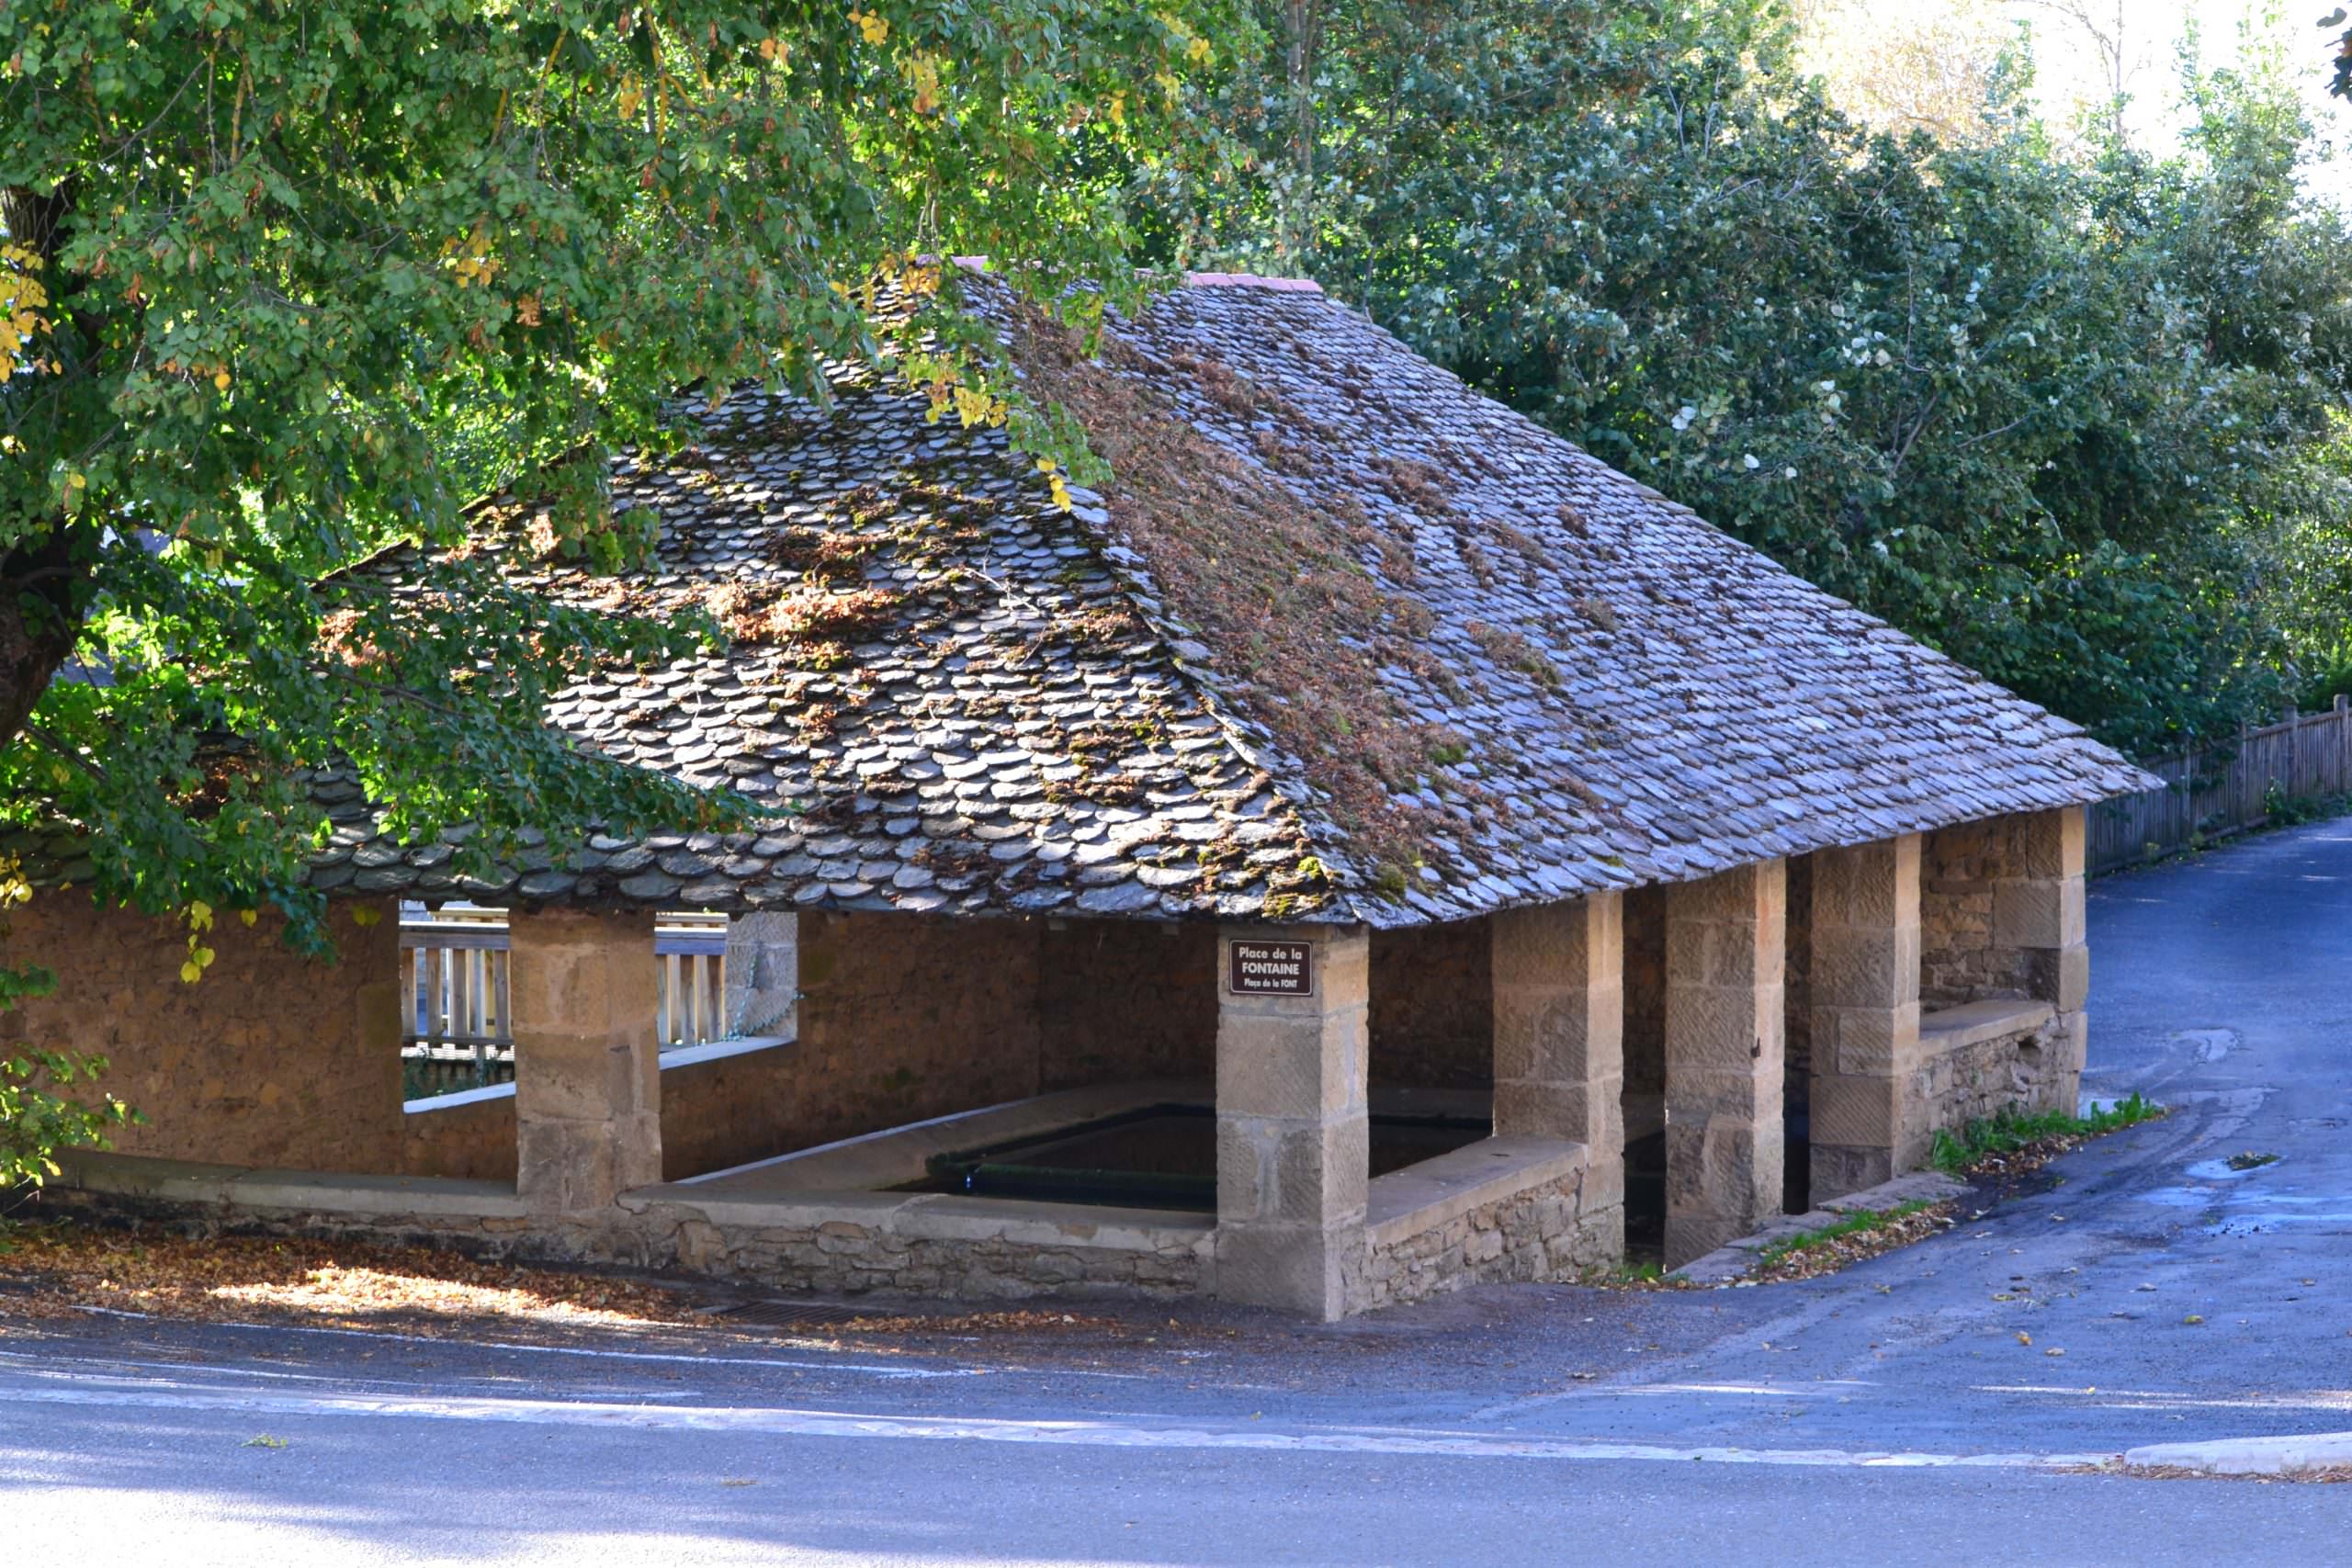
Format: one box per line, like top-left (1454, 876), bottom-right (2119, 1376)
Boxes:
top-left (852, 7), bottom-right (888, 45)
top-left (213, 368), bottom-right (231, 391)
top-left (179, 960), bottom-right (203, 984)
top-left (906, 53), bottom-right (944, 115)
top-left (239, 908), bottom-right (258, 927)
top-left (351, 905), bottom-right (383, 928)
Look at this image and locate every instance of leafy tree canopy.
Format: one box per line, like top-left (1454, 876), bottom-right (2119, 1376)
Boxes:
top-left (0, 0), bottom-right (1236, 948)
top-left (1179, 0), bottom-right (2352, 757)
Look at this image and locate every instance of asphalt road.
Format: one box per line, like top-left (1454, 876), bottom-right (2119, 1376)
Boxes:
top-left (10, 820), bottom-right (2352, 1562)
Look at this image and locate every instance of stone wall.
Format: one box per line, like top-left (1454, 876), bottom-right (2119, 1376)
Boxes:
top-left (1036, 918), bottom-right (1217, 1090)
top-left (648, 1198), bottom-right (1209, 1300)
top-left (418, 909), bottom-right (1230, 1184)
top-left (1917, 1014), bottom-right (2074, 1132)
top-left (402, 1039), bottom-right (811, 1184)
top-left (50, 1160), bottom-right (1210, 1303)
top-left (797, 909), bottom-right (1219, 1136)
top-left (1368, 918), bottom-right (1492, 1089)
top-left (9, 894), bottom-right (1229, 1190)
top-left (401, 1092), bottom-right (516, 1182)
top-left (2, 892), bottom-right (403, 1174)
top-left (795, 908), bottom-right (1045, 1138)
top-left (1356, 1167), bottom-right (1621, 1313)
top-left (1921, 820), bottom-right (2035, 1007)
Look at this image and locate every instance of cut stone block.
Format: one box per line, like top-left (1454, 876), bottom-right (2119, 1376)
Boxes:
top-left (1663, 860), bottom-right (1786, 1269)
top-left (2018, 805), bottom-right (2086, 881)
top-left (1993, 877), bottom-right (2086, 951)
top-left (1214, 922), bottom-right (1370, 1319)
top-left (1807, 836), bottom-right (1926, 1201)
top-left (511, 908), bottom-right (661, 1213)
top-left (1491, 893), bottom-right (1623, 1153)
top-left (2031, 942), bottom-right (2091, 1014)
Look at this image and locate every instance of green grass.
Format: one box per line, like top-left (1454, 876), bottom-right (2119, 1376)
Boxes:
top-left (1930, 1091), bottom-right (2165, 1176)
top-left (1581, 1258), bottom-right (1669, 1286)
top-left (1755, 1200), bottom-right (1935, 1269)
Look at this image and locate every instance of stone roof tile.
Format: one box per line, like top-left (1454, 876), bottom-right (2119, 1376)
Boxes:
top-left (3, 277), bottom-right (2154, 926)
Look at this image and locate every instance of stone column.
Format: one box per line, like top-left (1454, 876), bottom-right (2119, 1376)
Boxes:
top-left (1214, 923), bottom-right (1370, 1320)
top-left (1997, 807), bottom-right (2088, 1113)
top-left (1808, 836), bottom-right (1924, 1200)
top-left (510, 908), bottom-right (661, 1212)
top-left (1492, 894), bottom-right (1625, 1248)
top-left (1663, 860), bottom-right (1786, 1269)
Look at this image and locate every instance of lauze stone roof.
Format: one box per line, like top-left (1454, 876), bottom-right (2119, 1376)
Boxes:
top-left (265, 277), bottom-right (2158, 925)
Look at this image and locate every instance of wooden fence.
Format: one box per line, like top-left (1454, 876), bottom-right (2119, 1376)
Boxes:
top-left (400, 909), bottom-right (729, 1097)
top-left (2089, 695), bottom-right (2352, 874)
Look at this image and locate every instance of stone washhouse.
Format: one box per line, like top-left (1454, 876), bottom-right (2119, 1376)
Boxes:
top-left (5, 275), bottom-right (2157, 1319)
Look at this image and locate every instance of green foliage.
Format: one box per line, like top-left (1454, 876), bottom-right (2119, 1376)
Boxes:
top-left (1, 958), bottom-right (140, 1196)
top-left (1754, 1200), bottom-right (1933, 1269)
top-left (1181, 1), bottom-right (2352, 758)
top-left (1579, 1258), bottom-right (1670, 1286)
top-left (0, 0), bottom-right (1246, 947)
top-left (1929, 1090), bottom-right (2164, 1174)
top-left (2258, 780), bottom-right (2350, 829)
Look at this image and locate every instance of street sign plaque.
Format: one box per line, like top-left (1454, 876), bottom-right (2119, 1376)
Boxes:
top-left (1227, 939), bottom-right (1314, 997)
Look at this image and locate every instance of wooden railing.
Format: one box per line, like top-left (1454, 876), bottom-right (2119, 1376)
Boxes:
top-left (656, 925), bottom-right (729, 1047)
top-left (2090, 696), bottom-right (2352, 874)
top-left (399, 909), bottom-right (729, 1098)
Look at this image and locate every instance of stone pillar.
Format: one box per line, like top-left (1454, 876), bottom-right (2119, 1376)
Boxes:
top-left (1214, 922), bottom-right (1370, 1320)
top-left (510, 908), bottom-right (661, 1212)
top-left (1663, 860), bottom-right (1786, 1269)
top-left (1808, 836), bottom-right (1924, 1200)
top-left (1998, 807), bottom-right (2088, 1113)
top-left (1492, 894), bottom-right (1626, 1251)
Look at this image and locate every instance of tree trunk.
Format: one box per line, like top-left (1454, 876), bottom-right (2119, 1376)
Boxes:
top-left (0, 525), bottom-right (85, 746)
top-left (1283, 0), bottom-right (1318, 266)
top-left (1, 185), bottom-right (92, 747)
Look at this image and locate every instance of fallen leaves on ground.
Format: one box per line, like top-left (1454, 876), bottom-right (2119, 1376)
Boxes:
top-left (0, 1221), bottom-right (1182, 1347)
top-left (1739, 1203), bottom-right (1959, 1284)
top-left (1572, 1266), bottom-right (1695, 1292)
top-left (1948, 1122), bottom-right (2150, 1190)
top-left (0, 1223), bottom-right (706, 1332)
top-left (2082, 1461), bottom-right (2352, 1485)
top-left (823, 1309), bottom-right (1127, 1335)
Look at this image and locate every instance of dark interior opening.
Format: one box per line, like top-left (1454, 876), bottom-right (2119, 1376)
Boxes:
top-left (1783, 854), bottom-right (1814, 1216)
top-left (895, 1103), bottom-right (1492, 1212)
top-left (1622, 886), bottom-right (1668, 1261)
